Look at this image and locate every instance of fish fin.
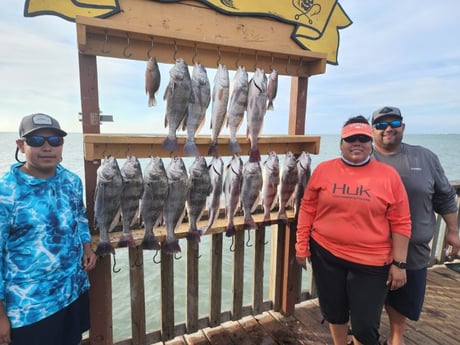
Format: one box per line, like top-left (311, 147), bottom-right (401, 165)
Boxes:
top-left (184, 140), bottom-right (200, 157)
top-left (249, 148), bottom-right (261, 162)
top-left (162, 239), bottom-right (181, 254)
top-left (162, 136), bottom-right (179, 152)
top-left (229, 140), bottom-right (241, 153)
top-left (95, 241), bottom-right (115, 256)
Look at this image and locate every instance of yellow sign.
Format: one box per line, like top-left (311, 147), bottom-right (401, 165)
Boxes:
top-left (154, 0), bottom-right (352, 65)
top-left (23, 0), bottom-right (121, 21)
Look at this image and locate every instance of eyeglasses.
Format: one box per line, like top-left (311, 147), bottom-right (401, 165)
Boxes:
top-left (343, 135), bottom-right (372, 143)
top-left (373, 119), bottom-right (402, 130)
top-left (25, 135), bottom-right (64, 147)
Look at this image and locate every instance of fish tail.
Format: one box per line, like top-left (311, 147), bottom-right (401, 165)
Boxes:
top-left (186, 229), bottom-right (202, 242)
top-left (225, 224), bottom-right (236, 237)
top-left (249, 148), bottom-right (261, 162)
top-left (207, 142), bottom-right (220, 157)
top-left (184, 140), bottom-right (200, 157)
top-left (229, 139), bottom-right (241, 153)
top-left (162, 135), bottom-right (179, 152)
top-left (262, 208), bottom-right (272, 225)
top-left (95, 241), bottom-right (115, 256)
top-left (162, 238), bottom-right (181, 254)
top-left (148, 96), bottom-right (157, 107)
top-left (244, 215), bottom-right (257, 230)
top-left (278, 210), bottom-right (288, 224)
top-left (118, 234), bottom-right (136, 248)
top-left (141, 233), bottom-right (161, 250)
top-left (267, 100), bottom-right (274, 111)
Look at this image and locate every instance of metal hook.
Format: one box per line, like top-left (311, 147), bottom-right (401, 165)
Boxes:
top-left (123, 33), bottom-right (132, 57)
top-left (173, 40), bottom-right (178, 61)
top-left (229, 236), bottom-right (235, 252)
top-left (254, 51), bottom-right (258, 71)
top-left (245, 230), bottom-right (253, 247)
top-left (101, 29), bottom-right (110, 54)
top-left (147, 36), bottom-right (154, 58)
top-left (152, 250), bottom-right (161, 264)
top-left (286, 55), bottom-right (291, 74)
top-left (192, 43), bottom-right (198, 64)
top-left (174, 252), bottom-right (182, 260)
top-left (112, 254), bottom-right (121, 273)
top-left (216, 46), bottom-right (221, 66)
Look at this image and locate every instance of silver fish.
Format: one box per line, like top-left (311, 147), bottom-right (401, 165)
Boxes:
top-left (184, 63), bottom-right (211, 157)
top-left (246, 68), bottom-right (268, 162)
top-left (294, 151), bottom-right (312, 218)
top-left (204, 156), bottom-right (224, 233)
top-left (163, 58), bottom-right (193, 152)
top-left (208, 64), bottom-right (230, 157)
top-left (119, 155), bottom-right (144, 248)
top-left (227, 66), bottom-right (249, 153)
top-left (94, 156), bottom-right (122, 256)
top-left (278, 151), bottom-right (299, 222)
top-left (163, 157), bottom-right (189, 253)
top-left (145, 56), bottom-right (161, 107)
top-left (261, 151), bottom-right (280, 223)
top-left (241, 159), bottom-right (263, 230)
top-left (266, 69), bottom-right (278, 111)
top-left (186, 156), bottom-right (212, 241)
top-left (140, 156), bottom-right (168, 250)
top-left (223, 154), bottom-right (244, 237)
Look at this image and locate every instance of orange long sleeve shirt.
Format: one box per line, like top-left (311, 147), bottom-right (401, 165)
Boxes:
top-left (295, 158), bottom-right (411, 266)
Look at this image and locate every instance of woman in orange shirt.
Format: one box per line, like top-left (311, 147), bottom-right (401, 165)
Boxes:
top-left (295, 115), bottom-right (411, 345)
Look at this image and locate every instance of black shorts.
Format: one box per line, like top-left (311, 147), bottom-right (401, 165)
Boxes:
top-left (385, 267), bottom-right (427, 321)
top-left (11, 291), bottom-right (90, 345)
top-left (310, 238), bottom-right (389, 345)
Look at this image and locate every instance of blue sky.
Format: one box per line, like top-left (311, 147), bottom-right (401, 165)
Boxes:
top-left (1, 0), bottom-right (459, 135)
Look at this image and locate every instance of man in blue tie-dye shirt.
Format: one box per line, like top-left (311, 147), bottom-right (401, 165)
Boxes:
top-left (0, 114), bottom-right (97, 345)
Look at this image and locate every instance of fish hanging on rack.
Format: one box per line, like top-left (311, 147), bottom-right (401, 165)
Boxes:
top-left (140, 156), bottom-right (168, 251)
top-left (186, 156), bottom-right (212, 241)
top-left (267, 69), bottom-right (278, 111)
top-left (223, 154), bottom-right (244, 237)
top-left (118, 155), bottom-right (143, 248)
top-left (227, 65), bottom-right (249, 154)
top-left (246, 68), bottom-right (268, 162)
top-left (145, 56), bottom-right (161, 107)
top-left (241, 158), bottom-right (263, 230)
top-left (208, 63), bottom-right (230, 157)
top-left (293, 151), bottom-right (312, 218)
top-left (184, 63), bottom-right (211, 157)
top-left (203, 156), bottom-right (224, 233)
top-left (261, 151), bottom-right (280, 224)
top-left (163, 58), bottom-right (193, 152)
top-left (94, 156), bottom-right (122, 256)
top-left (163, 156), bottom-right (189, 253)
top-left (278, 151), bottom-right (299, 222)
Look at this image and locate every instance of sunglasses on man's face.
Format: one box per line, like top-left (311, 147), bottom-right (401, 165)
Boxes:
top-left (373, 119), bottom-right (403, 130)
top-left (343, 135), bottom-right (372, 143)
top-left (25, 135), bottom-right (64, 147)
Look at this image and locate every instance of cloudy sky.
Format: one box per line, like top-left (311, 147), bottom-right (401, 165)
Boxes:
top-left (1, 0), bottom-right (459, 135)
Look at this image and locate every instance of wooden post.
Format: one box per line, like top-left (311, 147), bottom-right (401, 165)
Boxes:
top-left (281, 76), bottom-right (309, 315)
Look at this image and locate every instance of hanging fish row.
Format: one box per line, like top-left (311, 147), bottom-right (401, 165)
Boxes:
top-left (145, 56), bottom-right (278, 162)
top-left (94, 151), bottom-right (311, 257)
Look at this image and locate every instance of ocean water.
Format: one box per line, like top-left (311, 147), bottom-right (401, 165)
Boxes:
top-left (0, 132), bottom-right (459, 341)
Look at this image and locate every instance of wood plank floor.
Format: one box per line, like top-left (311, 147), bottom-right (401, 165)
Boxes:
top-left (153, 263), bottom-right (460, 345)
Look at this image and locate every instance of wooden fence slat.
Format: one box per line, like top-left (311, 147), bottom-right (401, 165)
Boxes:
top-left (232, 230), bottom-right (245, 320)
top-left (209, 233), bottom-right (223, 327)
top-left (252, 228), bottom-right (265, 315)
top-left (186, 240), bottom-right (200, 333)
top-left (161, 251), bottom-right (175, 340)
top-left (129, 246), bottom-right (146, 345)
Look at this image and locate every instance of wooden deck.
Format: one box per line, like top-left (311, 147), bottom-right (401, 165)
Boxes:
top-left (151, 264), bottom-right (460, 345)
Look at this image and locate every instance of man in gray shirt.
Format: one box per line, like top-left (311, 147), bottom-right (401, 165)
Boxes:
top-left (371, 106), bottom-right (460, 345)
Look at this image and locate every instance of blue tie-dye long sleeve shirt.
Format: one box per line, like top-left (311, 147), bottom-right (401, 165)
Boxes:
top-left (0, 163), bottom-right (91, 328)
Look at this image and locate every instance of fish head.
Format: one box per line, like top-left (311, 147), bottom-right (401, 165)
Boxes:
top-left (97, 156), bottom-right (120, 181)
top-left (121, 155), bottom-right (142, 179)
top-left (284, 151), bottom-right (297, 169)
top-left (167, 156), bottom-right (188, 181)
top-left (214, 64), bottom-right (230, 87)
top-left (297, 151), bottom-right (312, 170)
top-left (169, 58), bottom-right (188, 81)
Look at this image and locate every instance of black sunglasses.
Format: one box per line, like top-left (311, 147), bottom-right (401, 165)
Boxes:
top-left (374, 119), bottom-right (402, 130)
top-left (25, 135), bottom-right (64, 147)
top-left (343, 135), bottom-right (372, 143)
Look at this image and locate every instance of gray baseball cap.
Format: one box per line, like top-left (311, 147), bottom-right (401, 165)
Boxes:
top-left (19, 113), bottom-right (67, 138)
top-left (372, 106), bottom-right (403, 124)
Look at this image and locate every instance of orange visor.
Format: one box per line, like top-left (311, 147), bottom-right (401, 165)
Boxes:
top-left (341, 123), bottom-right (373, 139)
